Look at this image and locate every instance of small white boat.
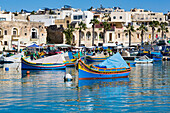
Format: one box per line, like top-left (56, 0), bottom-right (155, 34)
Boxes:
top-left (0, 52), bottom-right (24, 63)
top-left (134, 55), bottom-right (153, 64)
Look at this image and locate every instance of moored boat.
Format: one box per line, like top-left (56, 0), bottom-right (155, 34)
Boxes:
top-left (78, 53), bottom-right (131, 80)
top-left (151, 52), bottom-right (163, 61)
top-left (21, 54), bottom-right (66, 70)
top-left (134, 55), bottom-right (153, 64)
top-left (63, 52), bottom-right (77, 67)
top-left (86, 55), bottom-right (109, 62)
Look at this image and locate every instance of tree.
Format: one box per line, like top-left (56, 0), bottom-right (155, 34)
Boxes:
top-left (76, 21), bottom-right (87, 47)
top-left (149, 21), bottom-right (159, 43)
top-left (31, 10), bottom-right (35, 15)
top-left (100, 21), bottom-right (111, 43)
top-left (157, 22), bottom-right (169, 40)
top-left (137, 24), bottom-right (148, 47)
top-left (124, 24), bottom-right (135, 47)
top-left (90, 18), bottom-right (99, 46)
top-left (49, 9), bottom-right (55, 14)
top-left (63, 25), bottom-right (75, 45)
top-left (87, 6), bottom-right (93, 11)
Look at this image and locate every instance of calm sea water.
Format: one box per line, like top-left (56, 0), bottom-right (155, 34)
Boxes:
top-left (0, 61), bottom-right (169, 112)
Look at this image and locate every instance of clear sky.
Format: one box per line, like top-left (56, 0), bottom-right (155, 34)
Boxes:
top-left (0, 0), bottom-right (169, 13)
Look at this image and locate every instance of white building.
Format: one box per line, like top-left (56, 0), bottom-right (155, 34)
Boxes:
top-left (0, 12), bottom-right (14, 21)
top-left (71, 11), bottom-right (93, 28)
top-left (30, 14), bottom-right (57, 26)
top-left (110, 12), bottom-right (131, 26)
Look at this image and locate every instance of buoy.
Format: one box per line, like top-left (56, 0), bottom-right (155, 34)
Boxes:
top-left (64, 73), bottom-right (73, 81)
top-left (26, 71), bottom-right (30, 74)
top-left (5, 67), bottom-right (9, 71)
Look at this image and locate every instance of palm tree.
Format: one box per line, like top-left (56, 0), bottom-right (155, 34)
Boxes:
top-left (157, 22), bottom-right (169, 40)
top-left (63, 25), bottom-right (75, 45)
top-left (90, 18), bottom-right (99, 46)
top-left (124, 24), bottom-right (135, 47)
top-left (137, 24), bottom-right (148, 47)
top-left (149, 21), bottom-right (159, 43)
top-left (76, 22), bottom-right (87, 47)
top-left (100, 21), bottom-right (111, 43)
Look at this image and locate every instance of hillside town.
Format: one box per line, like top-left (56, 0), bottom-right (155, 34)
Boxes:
top-left (0, 5), bottom-right (169, 51)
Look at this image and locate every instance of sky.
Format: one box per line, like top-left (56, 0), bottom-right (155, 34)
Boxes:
top-left (0, 0), bottom-right (169, 13)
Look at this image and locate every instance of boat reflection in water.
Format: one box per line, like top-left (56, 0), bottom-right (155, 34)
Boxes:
top-left (78, 78), bottom-right (130, 88)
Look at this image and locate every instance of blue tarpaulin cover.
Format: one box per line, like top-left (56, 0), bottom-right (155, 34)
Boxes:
top-left (68, 52), bottom-right (74, 60)
top-left (27, 44), bottom-right (41, 48)
top-left (95, 52), bottom-right (130, 68)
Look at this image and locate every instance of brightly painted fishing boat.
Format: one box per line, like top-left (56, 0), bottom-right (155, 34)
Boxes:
top-left (21, 54), bottom-right (66, 70)
top-left (86, 55), bottom-right (109, 62)
top-left (63, 52), bottom-right (77, 67)
top-left (151, 52), bottom-right (163, 61)
top-left (78, 53), bottom-right (131, 80)
top-left (64, 58), bottom-right (77, 67)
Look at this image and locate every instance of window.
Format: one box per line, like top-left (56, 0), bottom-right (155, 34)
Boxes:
top-left (78, 15), bottom-right (82, 19)
top-left (109, 33), bottom-right (112, 41)
top-left (25, 33), bottom-right (27, 36)
top-left (4, 41), bottom-right (7, 45)
top-left (4, 30), bottom-right (7, 35)
top-left (42, 34), bottom-right (43, 36)
top-left (73, 16), bottom-right (77, 20)
top-left (66, 20), bottom-right (69, 28)
top-left (0, 30), bottom-right (2, 35)
top-left (120, 16), bottom-right (122, 19)
top-left (113, 16), bottom-right (116, 19)
top-left (0, 18), bottom-right (6, 21)
top-left (13, 28), bottom-right (18, 35)
top-left (137, 34), bottom-right (140, 38)
top-left (160, 18), bottom-right (162, 21)
top-left (85, 15), bottom-right (87, 18)
top-left (126, 34), bottom-right (128, 38)
top-left (118, 33), bottom-right (120, 38)
top-left (58, 13), bottom-right (60, 15)
top-left (31, 28), bottom-right (37, 38)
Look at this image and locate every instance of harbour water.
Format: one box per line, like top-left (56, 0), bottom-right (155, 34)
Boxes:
top-left (0, 61), bottom-right (169, 112)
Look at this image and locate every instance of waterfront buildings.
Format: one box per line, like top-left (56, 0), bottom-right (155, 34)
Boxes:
top-left (0, 6), bottom-right (170, 49)
top-left (0, 10), bottom-right (47, 51)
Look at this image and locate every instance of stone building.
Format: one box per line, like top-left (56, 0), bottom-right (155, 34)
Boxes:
top-left (0, 21), bottom-right (47, 51)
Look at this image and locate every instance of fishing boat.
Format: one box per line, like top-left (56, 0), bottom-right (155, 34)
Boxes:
top-left (151, 52), bottom-right (163, 61)
top-left (86, 54), bottom-right (109, 62)
top-left (78, 53), bottom-right (131, 80)
top-left (0, 52), bottom-right (24, 63)
top-left (21, 54), bottom-right (66, 70)
top-left (134, 55), bottom-right (153, 64)
top-left (63, 52), bottom-right (77, 67)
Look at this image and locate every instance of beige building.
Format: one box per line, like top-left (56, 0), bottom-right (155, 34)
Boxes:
top-left (55, 16), bottom-right (71, 28)
top-left (0, 21), bottom-right (47, 51)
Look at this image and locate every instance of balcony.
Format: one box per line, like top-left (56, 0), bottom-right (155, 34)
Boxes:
top-left (30, 35), bottom-right (39, 41)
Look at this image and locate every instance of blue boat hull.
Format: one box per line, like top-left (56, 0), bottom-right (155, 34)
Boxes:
top-left (21, 58), bottom-right (66, 70)
top-left (22, 62), bottom-right (66, 70)
top-left (153, 55), bottom-right (163, 61)
top-left (79, 69), bottom-right (130, 80)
